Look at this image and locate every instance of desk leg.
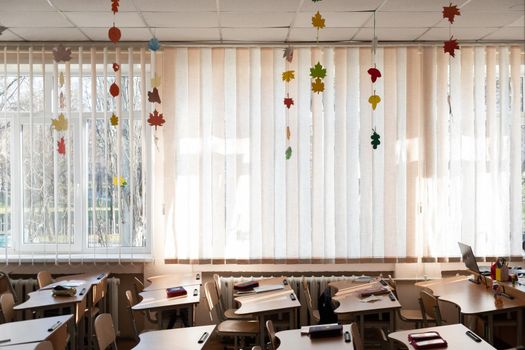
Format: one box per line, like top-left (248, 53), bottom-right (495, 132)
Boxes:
top-left (259, 314), bottom-right (265, 349)
top-left (517, 308), bottom-right (523, 346)
top-left (69, 316), bottom-right (77, 350)
top-left (359, 314), bottom-right (365, 344)
top-left (487, 314), bottom-right (493, 344)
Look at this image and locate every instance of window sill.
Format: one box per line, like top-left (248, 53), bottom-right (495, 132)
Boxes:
top-left (0, 253), bottom-right (154, 264)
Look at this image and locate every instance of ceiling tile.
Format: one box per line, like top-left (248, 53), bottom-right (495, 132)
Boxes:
top-left (52, 0), bottom-right (135, 12)
top-left (221, 12), bottom-right (294, 27)
top-left (134, 0), bottom-right (217, 12)
top-left (507, 16), bottom-right (524, 27)
top-left (301, 0), bottom-right (383, 12)
top-left (371, 11), bottom-right (442, 27)
top-left (0, 11), bottom-right (73, 27)
top-left (435, 11), bottom-right (523, 27)
top-left (289, 27), bottom-right (359, 41)
top-left (353, 27), bottom-right (427, 41)
top-left (10, 27), bottom-right (87, 41)
top-left (222, 28), bottom-right (288, 41)
top-left (66, 12), bottom-right (144, 28)
top-left (82, 27), bottom-right (151, 41)
top-left (0, 0), bottom-right (53, 11)
top-left (220, 0), bottom-right (301, 12)
top-left (143, 12), bottom-right (219, 28)
top-left (460, 0), bottom-right (524, 12)
top-left (483, 27), bottom-right (525, 40)
top-left (154, 28), bottom-right (221, 41)
top-left (294, 12), bottom-right (371, 28)
top-left (380, 0), bottom-right (470, 12)
top-left (418, 27), bottom-right (496, 41)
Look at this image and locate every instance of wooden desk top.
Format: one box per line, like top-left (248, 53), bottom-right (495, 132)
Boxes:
top-left (232, 276), bottom-right (290, 297)
top-left (133, 284), bottom-right (201, 311)
top-left (275, 324), bottom-right (352, 349)
top-left (14, 283), bottom-right (90, 311)
top-left (388, 324), bottom-right (496, 350)
top-left (55, 272), bottom-right (109, 287)
top-left (234, 288), bottom-right (300, 315)
top-left (329, 277), bottom-right (373, 292)
top-left (144, 273), bottom-right (202, 291)
top-left (416, 276), bottom-right (525, 315)
top-left (332, 282), bottom-right (401, 314)
top-left (0, 343), bottom-right (43, 350)
top-left (132, 325), bottom-right (216, 350)
top-left (0, 315), bottom-right (72, 346)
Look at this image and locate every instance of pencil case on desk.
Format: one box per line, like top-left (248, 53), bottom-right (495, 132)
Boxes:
top-left (166, 286), bottom-right (187, 298)
top-left (408, 331), bottom-right (447, 349)
top-left (359, 286), bottom-right (390, 298)
top-left (308, 324), bottom-right (343, 338)
top-left (52, 285), bottom-right (77, 297)
top-left (233, 281), bottom-right (259, 291)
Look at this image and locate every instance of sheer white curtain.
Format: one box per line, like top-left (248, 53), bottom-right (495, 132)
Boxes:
top-left (158, 46), bottom-right (524, 263)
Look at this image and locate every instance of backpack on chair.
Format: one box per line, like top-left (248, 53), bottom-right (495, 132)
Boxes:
top-left (317, 287), bottom-right (338, 324)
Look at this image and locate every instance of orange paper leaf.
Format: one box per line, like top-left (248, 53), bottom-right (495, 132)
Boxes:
top-left (312, 11), bottom-right (325, 29)
top-left (311, 77), bottom-right (324, 93)
top-left (443, 37), bottom-right (460, 57)
top-left (442, 3), bottom-right (461, 24)
top-left (110, 113), bottom-right (119, 126)
top-left (282, 70), bottom-right (295, 82)
top-left (148, 109), bottom-right (166, 129)
top-left (368, 94), bottom-right (381, 110)
top-left (51, 113), bottom-right (68, 131)
top-left (57, 137), bottom-right (66, 155)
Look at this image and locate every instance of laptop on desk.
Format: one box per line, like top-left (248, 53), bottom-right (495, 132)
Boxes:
top-left (458, 242), bottom-right (490, 281)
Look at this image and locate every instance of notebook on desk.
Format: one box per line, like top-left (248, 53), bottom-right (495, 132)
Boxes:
top-left (253, 284), bottom-right (284, 293)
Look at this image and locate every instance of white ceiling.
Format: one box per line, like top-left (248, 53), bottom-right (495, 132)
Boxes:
top-left (0, 0), bottom-right (523, 43)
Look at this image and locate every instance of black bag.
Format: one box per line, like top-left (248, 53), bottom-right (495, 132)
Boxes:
top-left (317, 287), bottom-right (338, 324)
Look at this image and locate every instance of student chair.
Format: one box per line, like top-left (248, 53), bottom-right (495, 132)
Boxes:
top-left (0, 272), bottom-right (17, 302)
top-left (47, 322), bottom-right (69, 350)
top-left (34, 341), bottom-right (53, 350)
top-left (266, 320), bottom-right (278, 350)
top-left (204, 281), bottom-right (259, 350)
top-left (350, 322), bottom-right (365, 350)
top-left (37, 271), bottom-right (53, 289)
top-left (420, 289), bottom-right (443, 326)
top-left (132, 277), bottom-right (159, 326)
top-left (387, 276), bottom-right (425, 328)
top-left (301, 277), bottom-right (320, 325)
top-left (0, 292), bottom-right (15, 322)
top-left (125, 289), bottom-right (156, 341)
top-left (94, 313), bottom-right (118, 350)
top-left (213, 274), bottom-right (253, 321)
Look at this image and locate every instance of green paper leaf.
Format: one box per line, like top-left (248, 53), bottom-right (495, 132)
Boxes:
top-left (310, 62), bottom-right (326, 79)
top-left (371, 130), bottom-right (381, 149)
top-left (285, 146), bottom-right (292, 160)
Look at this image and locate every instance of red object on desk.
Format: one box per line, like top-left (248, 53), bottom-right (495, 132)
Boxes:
top-left (408, 331), bottom-right (448, 349)
top-left (233, 280), bottom-right (259, 291)
top-left (166, 287), bottom-right (187, 298)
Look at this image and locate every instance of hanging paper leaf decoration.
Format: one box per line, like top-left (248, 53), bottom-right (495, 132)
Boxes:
top-left (151, 74), bottom-right (161, 88)
top-left (51, 113), bottom-right (68, 131)
top-left (443, 37), bottom-right (460, 57)
top-left (57, 137), bottom-right (66, 155)
top-left (368, 94), bottom-right (381, 110)
top-left (367, 67), bottom-right (382, 83)
top-left (284, 97), bottom-right (294, 109)
top-left (286, 126), bottom-right (291, 140)
top-left (113, 176), bottom-right (127, 187)
top-left (108, 26), bottom-right (121, 43)
top-left (310, 62), bottom-right (326, 79)
top-left (110, 113), bottom-right (119, 126)
top-left (371, 129), bottom-right (381, 149)
top-left (59, 72), bottom-right (64, 87)
top-left (52, 44), bottom-right (72, 62)
top-left (148, 37), bottom-right (161, 51)
top-left (148, 109), bottom-right (166, 129)
top-left (283, 47), bottom-right (294, 63)
top-left (312, 11), bottom-right (325, 29)
top-left (148, 87), bottom-right (161, 104)
top-left (110, 82), bottom-right (120, 97)
top-left (282, 70), bottom-right (295, 82)
top-left (59, 92), bottom-right (65, 109)
top-left (312, 0), bottom-right (322, 2)
top-left (311, 77), bottom-right (324, 93)
top-left (112, 63), bottom-right (120, 72)
top-left (285, 146), bottom-right (292, 160)
top-left (442, 3), bottom-right (461, 24)
top-left (111, 0), bottom-right (120, 14)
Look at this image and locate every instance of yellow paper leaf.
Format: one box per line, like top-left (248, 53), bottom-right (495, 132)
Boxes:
top-left (368, 94), bottom-right (381, 110)
top-left (311, 77), bottom-right (324, 93)
top-left (110, 113), bottom-right (119, 126)
top-left (51, 113), bottom-right (68, 131)
top-left (282, 70), bottom-right (295, 82)
top-left (151, 74), bottom-right (161, 88)
top-left (312, 11), bottom-right (325, 29)
top-left (113, 176), bottom-right (127, 187)
top-left (59, 72), bottom-right (64, 88)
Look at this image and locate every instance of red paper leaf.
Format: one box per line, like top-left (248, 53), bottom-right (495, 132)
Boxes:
top-left (367, 67), bottom-right (382, 83)
top-left (110, 82), bottom-right (120, 97)
top-left (111, 0), bottom-right (120, 14)
top-left (148, 109), bottom-right (165, 129)
top-left (108, 26), bottom-right (121, 43)
top-left (443, 37), bottom-right (460, 57)
top-left (442, 3), bottom-right (461, 24)
top-left (284, 97), bottom-right (294, 109)
top-left (148, 87), bottom-right (161, 104)
top-left (57, 137), bottom-right (66, 155)
top-left (112, 63), bottom-right (120, 72)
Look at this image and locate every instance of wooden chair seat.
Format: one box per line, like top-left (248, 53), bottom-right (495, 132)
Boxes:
top-left (224, 308), bottom-right (254, 320)
top-left (399, 308), bottom-right (428, 322)
top-left (217, 319), bottom-right (259, 335)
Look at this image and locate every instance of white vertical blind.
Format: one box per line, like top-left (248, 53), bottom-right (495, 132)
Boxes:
top-left (161, 45), bottom-right (524, 262)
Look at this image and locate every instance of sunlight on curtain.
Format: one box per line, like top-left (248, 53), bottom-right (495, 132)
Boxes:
top-left (160, 46), bottom-right (524, 262)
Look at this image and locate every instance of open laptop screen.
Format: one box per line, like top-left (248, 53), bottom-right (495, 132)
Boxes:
top-left (458, 242), bottom-right (481, 275)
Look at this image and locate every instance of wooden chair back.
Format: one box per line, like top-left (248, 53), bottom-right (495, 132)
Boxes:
top-left (93, 276), bottom-right (108, 308)
top-left (420, 289), bottom-right (443, 325)
top-left (350, 322), bottom-right (364, 350)
top-left (37, 271), bottom-right (52, 289)
top-left (34, 341), bottom-right (53, 350)
top-left (75, 293), bottom-right (87, 324)
top-left (95, 313), bottom-right (117, 350)
top-left (125, 290), bottom-right (139, 340)
top-left (0, 292), bottom-right (15, 322)
top-left (212, 273), bottom-right (225, 315)
top-left (387, 275), bottom-right (398, 298)
top-left (301, 277), bottom-right (317, 324)
top-left (0, 272), bottom-right (16, 302)
top-left (47, 322), bottom-right (68, 350)
top-left (204, 281), bottom-right (222, 323)
top-left (266, 320), bottom-right (278, 350)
